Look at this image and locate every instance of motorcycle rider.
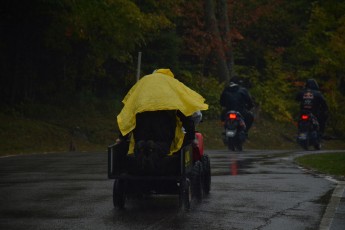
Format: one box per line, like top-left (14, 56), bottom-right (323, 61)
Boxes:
top-left (220, 76), bottom-right (254, 135)
top-left (296, 79), bottom-right (328, 136)
top-left (116, 68), bottom-right (208, 157)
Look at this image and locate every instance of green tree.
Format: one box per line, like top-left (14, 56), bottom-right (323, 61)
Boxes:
top-left (295, 1), bottom-right (345, 136)
top-left (0, 0), bottom-right (175, 106)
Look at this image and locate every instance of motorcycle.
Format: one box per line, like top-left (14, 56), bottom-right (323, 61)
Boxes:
top-left (222, 110), bottom-right (246, 151)
top-left (296, 111), bottom-right (321, 150)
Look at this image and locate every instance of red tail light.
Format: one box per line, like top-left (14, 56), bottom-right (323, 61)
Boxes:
top-left (301, 114), bottom-right (309, 120)
top-left (229, 113), bottom-right (237, 119)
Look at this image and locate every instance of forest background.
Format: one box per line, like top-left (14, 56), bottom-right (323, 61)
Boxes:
top-left (1, 0), bottom-right (345, 155)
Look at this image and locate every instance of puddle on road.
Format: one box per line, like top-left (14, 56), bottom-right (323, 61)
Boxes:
top-left (210, 152), bottom-right (290, 176)
top-left (212, 155), bottom-right (256, 176)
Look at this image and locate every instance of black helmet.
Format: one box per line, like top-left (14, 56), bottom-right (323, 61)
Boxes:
top-left (305, 79), bottom-right (319, 90)
top-left (229, 76), bottom-right (244, 87)
top-left (229, 76), bottom-right (240, 84)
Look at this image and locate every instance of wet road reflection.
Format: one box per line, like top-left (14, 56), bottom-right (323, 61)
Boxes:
top-left (211, 151), bottom-right (258, 176)
top-left (230, 154), bottom-right (238, 176)
top-left (0, 150), bottom-right (340, 230)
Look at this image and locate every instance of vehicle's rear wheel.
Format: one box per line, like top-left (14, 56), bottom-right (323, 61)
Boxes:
top-left (236, 143), bottom-right (243, 152)
top-left (113, 179), bottom-right (125, 209)
top-left (201, 155), bottom-right (211, 195)
top-left (301, 140), bottom-right (309, 150)
top-left (228, 138), bottom-right (235, 151)
top-left (314, 142), bottom-right (321, 150)
top-left (191, 161), bottom-right (203, 202)
top-left (179, 178), bottom-right (191, 211)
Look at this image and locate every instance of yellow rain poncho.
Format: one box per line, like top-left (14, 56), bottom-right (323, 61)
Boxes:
top-left (117, 69), bottom-right (208, 154)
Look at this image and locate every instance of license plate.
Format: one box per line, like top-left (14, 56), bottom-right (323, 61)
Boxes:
top-left (226, 130), bottom-right (236, 137)
top-left (298, 133), bottom-right (307, 140)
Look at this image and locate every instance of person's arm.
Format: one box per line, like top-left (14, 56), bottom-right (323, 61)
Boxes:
top-left (177, 110), bottom-right (195, 145)
top-left (115, 132), bottom-right (129, 144)
top-left (242, 88), bottom-right (254, 110)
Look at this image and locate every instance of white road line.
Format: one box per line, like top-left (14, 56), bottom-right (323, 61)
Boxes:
top-left (319, 181), bottom-right (345, 230)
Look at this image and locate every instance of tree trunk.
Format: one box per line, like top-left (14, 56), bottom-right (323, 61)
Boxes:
top-left (218, 0), bottom-right (234, 79)
top-left (204, 0), bottom-right (230, 82)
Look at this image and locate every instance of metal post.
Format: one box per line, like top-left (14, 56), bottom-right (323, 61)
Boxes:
top-left (136, 52), bottom-right (142, 82)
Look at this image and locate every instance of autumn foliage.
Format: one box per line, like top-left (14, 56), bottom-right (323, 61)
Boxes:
top-left (1, 0), bottom-right (344, 137)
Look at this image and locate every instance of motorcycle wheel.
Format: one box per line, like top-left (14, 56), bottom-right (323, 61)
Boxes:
top-left (314, 142), bottom-right (321, 150)
top-left (235, 135), bottom-right (243, 151)
top-left (301, 141), bottom-right (309, 150)
top-left (236, 144), bottom-right (243, 152)
top-left (227, 138), bottom-right (235, 151)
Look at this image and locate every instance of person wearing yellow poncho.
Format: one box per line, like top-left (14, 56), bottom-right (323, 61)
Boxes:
top-left (117, 68), bottom-right (208, 155)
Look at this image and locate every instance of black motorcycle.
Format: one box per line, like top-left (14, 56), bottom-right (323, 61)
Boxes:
top-left (296, 111), bottom-right (321, 150)
top-left (222, 110), bottom-right (246, 151)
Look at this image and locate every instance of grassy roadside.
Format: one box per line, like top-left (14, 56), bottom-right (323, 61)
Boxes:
top-left (1, 105), bottom-right (344, 154)
top-left (295, 153), bottom-right (345, 180)
top-left (0, 105), bottom-right (118, 155)
top-left (0, 110), bottom-right (300, 155)
top-left (1, 106), bottom-right (345, 181)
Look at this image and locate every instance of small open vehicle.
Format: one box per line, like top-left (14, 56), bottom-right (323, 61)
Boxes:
top-left (108, 132), bottom-right (211, 211)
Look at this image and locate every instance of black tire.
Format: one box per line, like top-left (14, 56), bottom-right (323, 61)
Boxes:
top-left (235, 134), bottom-right (243, 151)
top-left (113, 179), bottom-right (125, 209)
top-left (191, 161), bottom-right (203, 202)
top-left (201, 155), bottom-right (211, 195)
top-left (179, 178), bottom-right (191, 211)
top-left (314, 142), bottom-right (321, 150)
top-left (236, 143), bottom-right (243, 152)
top-left (301, 140), bottom-right (309, 150)
top-left (228, 138), bottom-right (235, 151)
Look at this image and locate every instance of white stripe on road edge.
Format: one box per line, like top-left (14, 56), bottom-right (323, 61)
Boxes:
top-left (319, 181), bottom-right (345, 230)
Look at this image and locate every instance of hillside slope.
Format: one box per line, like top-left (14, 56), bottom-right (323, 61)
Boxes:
top-left (1, 111), bottom-right (344, 157)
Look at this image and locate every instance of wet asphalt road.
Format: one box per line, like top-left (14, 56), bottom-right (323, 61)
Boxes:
top-left (0, 149), bottom-right (341, 229)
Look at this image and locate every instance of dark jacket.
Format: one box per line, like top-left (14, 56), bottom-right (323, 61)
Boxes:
top-left (220, 83), bottom-right (254, 114)
top-left (118, 110), bottom-right (195, 155)
top-left (296, 79), bottom-right (328, 118)
top-left (133, 110), bottom-right (195, 146)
